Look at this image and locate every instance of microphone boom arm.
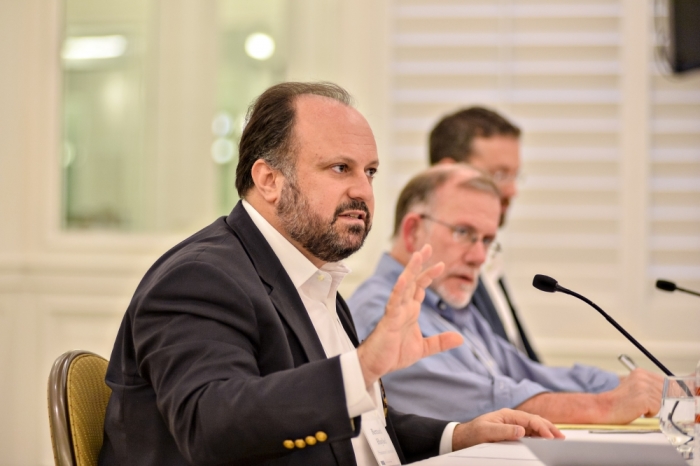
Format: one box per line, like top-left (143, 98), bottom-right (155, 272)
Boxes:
top-left (675, 286), bottom-right (700, 298)
top-left (556, 285), bottom-right (675, 377)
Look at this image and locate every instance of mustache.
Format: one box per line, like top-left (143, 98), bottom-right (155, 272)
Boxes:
top-left (445, 267), bottom-right (479, 278)
top-left (332, 200), bottom-right (371, 224)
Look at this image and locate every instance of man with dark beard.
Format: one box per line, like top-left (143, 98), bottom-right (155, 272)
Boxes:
top-left (99, 82), bottom-right (561, 466)
top-left (276, 175), bottom-right (371, 262)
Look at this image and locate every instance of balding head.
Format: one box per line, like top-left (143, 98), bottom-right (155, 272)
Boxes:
top-left (391, 164), bottom-right (502, 308)
top-left (236, 82), bottom-right (353, 197)
top-left (392, 164), bottom-right (497, 237)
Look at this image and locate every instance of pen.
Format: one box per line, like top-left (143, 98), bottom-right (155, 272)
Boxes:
top-left (618, 354), bottom-right (637, 372)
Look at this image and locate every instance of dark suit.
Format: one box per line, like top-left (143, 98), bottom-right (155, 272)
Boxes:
top-left (99, 202), bottom-right (447, 466)
top-left (471, 277), bottom-right (539, 362)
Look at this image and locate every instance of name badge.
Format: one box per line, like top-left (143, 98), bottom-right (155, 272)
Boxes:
top-left (362, 411), bottom-right (401, 466)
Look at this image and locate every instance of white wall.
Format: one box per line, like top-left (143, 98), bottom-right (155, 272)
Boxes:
top-left (0, 1), bottom-right (217, 464)
top-left (0, 1), bottom-right (393, 464)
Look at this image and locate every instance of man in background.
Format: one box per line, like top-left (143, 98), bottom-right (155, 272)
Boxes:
top-left (349, 164), bottom-right (663, 423)
top-left (429, 107), bottom-right (539, 361)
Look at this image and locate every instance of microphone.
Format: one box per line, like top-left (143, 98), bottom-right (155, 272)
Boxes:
top-left (532, 274), bottom-right (560, 293)
top-left (532, 274), bottom-right (674, 376)
top-left (655, 279), bottom-right (700, 298)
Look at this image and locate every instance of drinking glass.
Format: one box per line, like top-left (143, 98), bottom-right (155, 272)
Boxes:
top-left (659, 375), bottom-right (696, 460)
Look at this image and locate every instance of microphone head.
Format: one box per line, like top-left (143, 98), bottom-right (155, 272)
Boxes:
top-left (655, 279), bottom-right (677, 292)
top-left (533, 274), bottom-right (559, 293)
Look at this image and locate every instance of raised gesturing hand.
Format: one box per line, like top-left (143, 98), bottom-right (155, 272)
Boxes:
top-left (357, 245), bottom-right (464, 388)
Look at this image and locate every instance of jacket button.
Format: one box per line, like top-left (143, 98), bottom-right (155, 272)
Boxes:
top-left (283, 440), bottom-right (294, 450)
top-left (305, 435), bottom-right (317, 446)
top-left (315, 431), bottom-right (327, 442)
top-left (294, 439), bottom-right (306, 449)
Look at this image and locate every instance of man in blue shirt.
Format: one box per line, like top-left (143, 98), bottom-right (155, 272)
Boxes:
top-left (429, 107), bottom-right (539, 362)
top-left (349, 164), bottom-right (663, 424)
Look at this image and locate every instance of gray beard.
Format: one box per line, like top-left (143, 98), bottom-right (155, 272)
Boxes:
top-left (434, 282), bottom-right (476, 310)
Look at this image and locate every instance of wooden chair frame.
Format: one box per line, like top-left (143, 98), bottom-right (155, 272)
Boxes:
top-left (47, 350), bottom-right (109, 466)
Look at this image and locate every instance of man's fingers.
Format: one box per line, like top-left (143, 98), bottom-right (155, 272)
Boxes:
top-left (388, 249), bottom-right (443, 311)
top-left (527, 419), bottom-right (561, 439)
top-left (419, 244), bottom-right (432, 263)
top-left (620, 369), bottom-right (663, 419)
top-left (415, 262), bottom-right (444, 287)
top-left (453, 419), bottom-right (524, 450)
top-left (422, 332), bottom-right (463, 357)
top-left (453, 410), bottom-right (563, 451)
top-left (385, 274), bottom-right (407, 313)
top-left (496, 409), bottom-right (564, 440)
top-left (405, 249), bottom-right (425, 277)
top-left (413, 263), bottom-right (444, 301)
top-left (509, 425), bottom-right (526, 441)
top-left (395, 251), bottom-right (427, 307)
top-left (400, 279), bottom-right (417, 307)
top-left (645, 395), bottom-right (661, 417)
top-left (404, 245), bottom-right (434, 286)
top-left (370, 244), bottom-right (453, 379)
top-left (478, 423), bottom-right (526, 444)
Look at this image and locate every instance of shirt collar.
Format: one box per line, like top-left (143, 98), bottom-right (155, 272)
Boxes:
top-left (241, 199), bottom-right (350, 289)
top-left (425, 288), bottom-right (457, 323)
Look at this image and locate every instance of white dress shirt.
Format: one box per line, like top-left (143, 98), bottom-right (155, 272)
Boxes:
top-left (242, 200), bottom-right (456, 464)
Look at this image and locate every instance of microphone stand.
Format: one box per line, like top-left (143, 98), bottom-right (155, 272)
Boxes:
top-left (556, 285), bottom-right (674, 376)
top-left (537, 275), bottom-right (692, 437)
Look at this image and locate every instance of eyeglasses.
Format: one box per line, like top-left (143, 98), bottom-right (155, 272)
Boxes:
top-left (419, 214), bottom-right (495, 249)
top-left (490, 170), bottom-right (523, 186)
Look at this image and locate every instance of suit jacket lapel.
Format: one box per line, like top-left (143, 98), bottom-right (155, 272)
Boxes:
top-left (471, 278), bottom-right (509, 340)
top-left (335, 294), bottom-right (359, 347)
top-left (225, 202), bottom-right (327, 362)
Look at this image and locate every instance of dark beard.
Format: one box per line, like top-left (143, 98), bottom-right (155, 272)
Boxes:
top-left (276, 179), bottom-right (371, 263)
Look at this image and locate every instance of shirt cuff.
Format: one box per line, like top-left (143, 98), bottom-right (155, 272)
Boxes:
top-left (340, 349), bottom-right (378, 418)
top-left (439, 422), bottom-right (459, 454)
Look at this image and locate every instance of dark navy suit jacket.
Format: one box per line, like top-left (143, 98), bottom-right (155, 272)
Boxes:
top-left (471, 277), bottom-right (540, 362)
top-left (99, 202), bottom-right (447, 466)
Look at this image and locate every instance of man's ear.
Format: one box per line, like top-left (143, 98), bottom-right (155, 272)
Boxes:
top-left (250, 159), bottom-right (285, 203)
top-left (401, 213), bottom-right (425, 253)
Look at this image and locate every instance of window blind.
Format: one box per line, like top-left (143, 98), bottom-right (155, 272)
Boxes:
top-left (389, 0), bottom-right (699, 369)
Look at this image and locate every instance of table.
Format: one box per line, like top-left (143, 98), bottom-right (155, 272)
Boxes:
top-left (411, 430), bottom-right (689, 466)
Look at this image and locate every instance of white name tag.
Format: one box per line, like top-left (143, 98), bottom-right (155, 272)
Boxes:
top-left (362, 412), bottom-right (401, 466)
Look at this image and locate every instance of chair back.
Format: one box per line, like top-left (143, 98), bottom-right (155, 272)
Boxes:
top-left (48, 350), bottom-right (111, 466)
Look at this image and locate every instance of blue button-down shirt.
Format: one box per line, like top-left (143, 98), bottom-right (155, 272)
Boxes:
top-left (348, 254), bottom-right (620, 422)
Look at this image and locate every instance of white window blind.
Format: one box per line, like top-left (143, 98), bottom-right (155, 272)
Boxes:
top-left (647, 3), bottom-right (700, 343)
top-left (389, 0), bottom-right (699, 370)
